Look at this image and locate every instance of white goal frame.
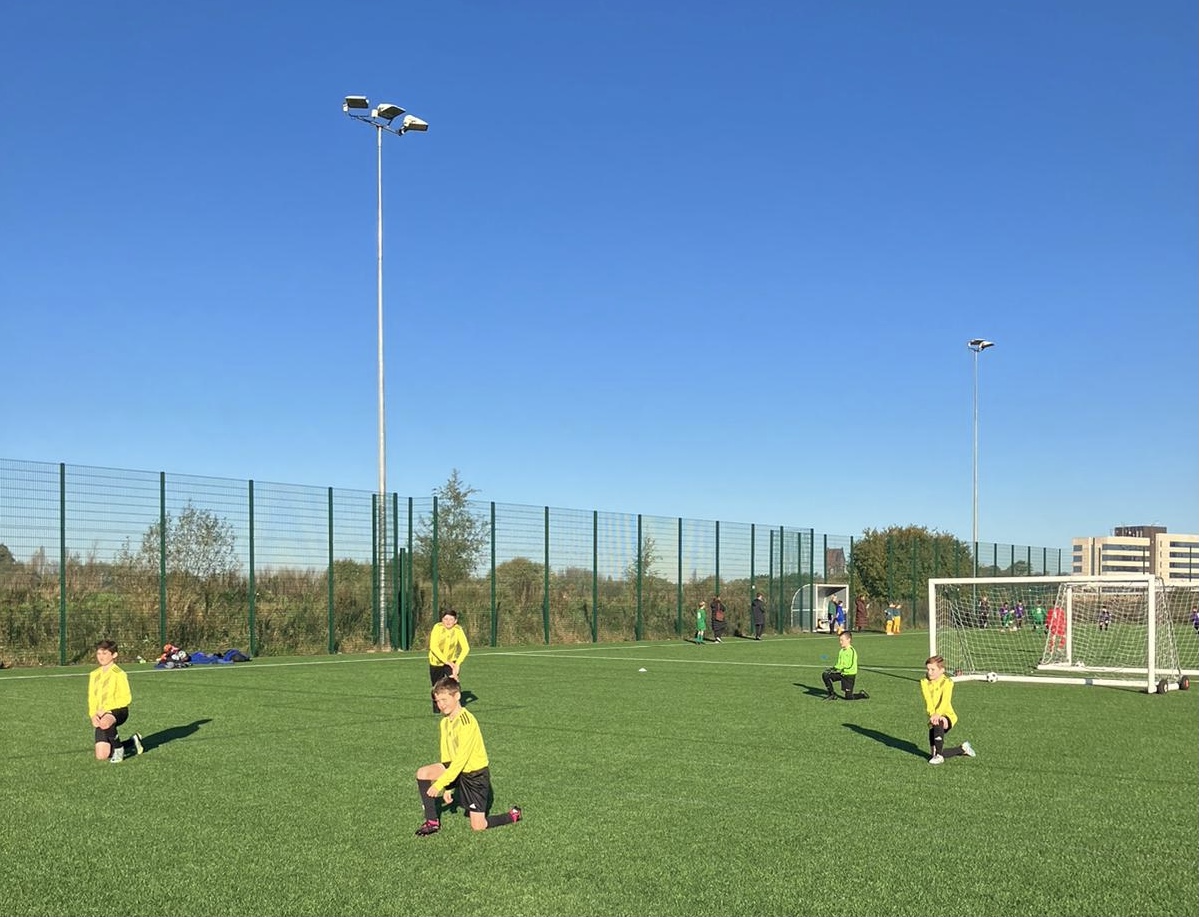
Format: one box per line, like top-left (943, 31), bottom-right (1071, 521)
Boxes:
top-left (928, 574), bottom-right (1183, 693)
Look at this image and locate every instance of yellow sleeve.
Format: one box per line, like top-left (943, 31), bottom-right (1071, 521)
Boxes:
top-left (437, 718), bottom-right (453, 769)
top-left (454, 628), bottom-right (470, 665)
top-left (87, 669), bottom-right (101, 717)
top-left (111, 668), bottom-right (133, 709)
top-left (941, 678), bottom-right (957, 726)
top-left (428, 625), bottom-right (447, 666)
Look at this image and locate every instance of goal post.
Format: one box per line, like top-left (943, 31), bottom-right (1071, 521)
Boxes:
top-left (928, 574), bottom-right (1185, 693)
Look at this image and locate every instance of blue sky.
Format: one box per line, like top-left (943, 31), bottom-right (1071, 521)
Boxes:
top-left (2, 0), bottom-right (1195, 552)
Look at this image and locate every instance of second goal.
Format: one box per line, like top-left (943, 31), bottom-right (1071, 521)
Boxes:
top-left (928, 574), bottom-right (1188, 692)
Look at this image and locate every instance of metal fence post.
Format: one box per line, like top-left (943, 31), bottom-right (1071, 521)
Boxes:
top-left (542, 506), bottom-right (550, 644)
top-left (490, 501), bottom-right (497, 648)
top-left (58, 463), bottom-right (67, 665)
top-left (327, 487), bottom-right (335, 654)
top-left (635, 514), bottom-right (643, 642)
top-left (592, 510), bottom-right (599, 643)
top-left (675, 517), bottom-right (683, 637)
top-left (248, 480), bottom-right (257, 657)
top-left (159, 472), bottom-right (167, 648)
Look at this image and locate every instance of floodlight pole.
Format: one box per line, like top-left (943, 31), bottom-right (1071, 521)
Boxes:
top-left (968, 339), bottom-right (995, 573)
top-left (344, 95), bottom-right (428, 649)
top-left (375, 120), bottom-right (387, 649)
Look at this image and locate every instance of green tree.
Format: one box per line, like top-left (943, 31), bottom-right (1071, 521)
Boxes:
top-left (414, 469), bottom-right (490, 601)
top-left (850, 525), bottom-right (973, 606)
top-left (625, 533), bottom-right (660, 582)
top-left (1007, 558), bottom-right (1032, 576)
top-left (120, 502), bottom-right (239, 579)
top-left (116, 501), bottom-right (239, 617)
top-left (496, 557), bottom-right (544, 610)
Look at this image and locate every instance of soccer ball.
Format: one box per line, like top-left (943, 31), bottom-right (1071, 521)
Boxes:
top-left (985, 672), bottom-right (998, 683)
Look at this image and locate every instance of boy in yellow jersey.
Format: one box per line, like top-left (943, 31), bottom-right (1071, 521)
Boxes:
top-left (920, 655), bottom-right (976, 766)
top-left (414, 677), bottom-right (521, 836)
top-left (427, 609), bottom-right (470, 714)
top-left (87, 640), bottom-right (143, 763)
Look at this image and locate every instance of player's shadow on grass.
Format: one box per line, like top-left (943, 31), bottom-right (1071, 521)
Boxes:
top-left (864, 667), bottom-right (922, 684)
top-left (461, 690), bottom-right (479, 706)
top-left (793, 683), bottom-right (829, 698)
top-left (843, 723), bottom-right (926, 759)
top-left (140, 718), bottom-right (213, 753)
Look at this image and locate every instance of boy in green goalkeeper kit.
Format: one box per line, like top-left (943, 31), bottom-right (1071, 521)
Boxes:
top-left (821, 631), bottom-right (867, 699)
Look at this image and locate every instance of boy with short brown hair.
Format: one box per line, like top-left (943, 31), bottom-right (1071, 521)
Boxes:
top-left (414, 676), bottom-right (521, 835)
top-left (88, 640), bottom-right (143, 763)
top-left (427, 609), bottom-right (470, 714)
top-left (920, 655), bottom-right (975, 766)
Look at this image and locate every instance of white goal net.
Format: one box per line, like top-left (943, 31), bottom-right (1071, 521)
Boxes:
top-left (928, 575), bottom-right (1190, 692)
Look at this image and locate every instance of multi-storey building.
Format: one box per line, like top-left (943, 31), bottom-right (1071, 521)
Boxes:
top-left (1072, 525), bottom-right (1199, 582)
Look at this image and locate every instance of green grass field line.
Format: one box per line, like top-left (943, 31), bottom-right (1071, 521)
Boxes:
top-left (2, 632), bottom-right (1196, 916)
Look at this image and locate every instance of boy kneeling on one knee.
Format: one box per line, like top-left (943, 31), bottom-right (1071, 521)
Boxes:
top-left (822, 632), bottom-right (868, 700)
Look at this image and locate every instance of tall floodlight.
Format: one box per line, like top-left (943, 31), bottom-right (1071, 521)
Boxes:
top-left (343, 95), bottom-right (429, 647)
top-left (968, 339), bottom-right (995, 573)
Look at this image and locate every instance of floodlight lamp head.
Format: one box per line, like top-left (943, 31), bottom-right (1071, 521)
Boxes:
top-left (343, 95), bottom-right (370, 112)
top-left (373, 103), bottom-right (406, 121)
top-left (400, 114), bottom-right (428, 132)
top-left (968, 339), bottom-right (995, 352)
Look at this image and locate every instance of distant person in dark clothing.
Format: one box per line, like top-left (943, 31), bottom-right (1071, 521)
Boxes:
top-left (751, 592), bottom-right (767, 640)
top-left (854, 594), bottom-right (868, 631)
top-left (710, 595), bottom-right (727, 643)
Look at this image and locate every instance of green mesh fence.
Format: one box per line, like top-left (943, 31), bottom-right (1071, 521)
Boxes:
top-left (0, 458), bottom-right (1070, 666)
